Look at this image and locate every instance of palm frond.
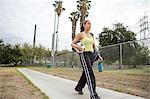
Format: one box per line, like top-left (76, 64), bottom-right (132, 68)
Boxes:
top-left (53, 0), bottom-right (65, 16)
top-left (53, 4), bottom-right (56, 7)
top-left (62, 8), bottom-right (65, 11)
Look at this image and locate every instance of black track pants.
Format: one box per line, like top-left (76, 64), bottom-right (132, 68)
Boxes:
top-left (75, 52), bottom-right (98, 98)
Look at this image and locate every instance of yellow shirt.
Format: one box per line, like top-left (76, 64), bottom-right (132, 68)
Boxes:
top-left (81, 33), bottom-right (94, 52)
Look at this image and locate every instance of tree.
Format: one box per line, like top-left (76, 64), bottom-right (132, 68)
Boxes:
top-left (99, 23), bottom-right (135, 67)
top-left (53, 0), bottom-right (65, 53)
top-left (69, 11), bottom-right (80, 41)
top-left (21, 43), bottom-right (51, 65)
top-left (0, 39), bottom-right (22, 65)
top-left (132, 44), bottom-right (150, 66)
top-left (77, 0), bottom-right (91, 31)
top-left (53, 0), bottom-right (65, 66)
top-left (0, 39), bottom-right (51, 66)
top-left (21, 43), bottom-right (34, 64)
top-left (11, 45), bottom-right (23, 65)
top-left (53, 1), bottom-right (65, 17)
top-left (69, 11), bottom-right (80, 67)
top-left (34, 45), bottom-right (51, 64)
top-left (0, 39), bottom-right (4, 63)
top-left (99, 23), bottom-right (136, 46)
top-left (99, 23), bottom-right (150, 68)
top-left (1, 44), bottom-right (13, 64)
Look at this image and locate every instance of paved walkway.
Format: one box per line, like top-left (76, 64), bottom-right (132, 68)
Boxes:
top-left (17, 68), bottom-right (146, 99)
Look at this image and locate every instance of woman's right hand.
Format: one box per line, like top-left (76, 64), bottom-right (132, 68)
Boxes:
top-left (71, 32), bottom-right (84, 53)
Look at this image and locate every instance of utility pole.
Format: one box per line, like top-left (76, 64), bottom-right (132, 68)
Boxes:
top-left (33, 24), bottom-right (36, 48)
top-left (33, 24), bottom-right (37, 63)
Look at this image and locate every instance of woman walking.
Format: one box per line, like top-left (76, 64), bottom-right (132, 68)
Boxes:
top-left (71, 20), bottom-right (102, 99)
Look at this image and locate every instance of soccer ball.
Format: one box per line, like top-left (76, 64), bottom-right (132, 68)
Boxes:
top-left (76, 42), bottom-right (85, 49)
top-left (75, 42), bottom-right (85, 53)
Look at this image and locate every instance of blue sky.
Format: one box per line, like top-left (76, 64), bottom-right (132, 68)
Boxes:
top-left (0, 0), bottom-right (149, 50)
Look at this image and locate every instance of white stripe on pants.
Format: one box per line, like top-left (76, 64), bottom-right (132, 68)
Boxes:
top-left (79, 53), bottom-right (96, 99)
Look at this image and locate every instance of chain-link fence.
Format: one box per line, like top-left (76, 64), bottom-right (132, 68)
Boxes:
top-left (54, 38), bottom-right (150, 70)
top-left (17, 38), bottom-right (150, 70)
top-left (99, 38), bottom-right (150, 70)
top-left (54, 52), bottom-right (99, 68)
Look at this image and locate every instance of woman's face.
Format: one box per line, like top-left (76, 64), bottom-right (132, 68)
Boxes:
top-left (84, 20), bottom-right (91, 31)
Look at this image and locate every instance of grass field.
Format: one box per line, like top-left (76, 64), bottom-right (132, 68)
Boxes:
top-left (0, 66), bottom-right (149, 99)
top-left (30, 66), bottom-right (150, 99)
top-left (0, 67), bottom-right (49, 99)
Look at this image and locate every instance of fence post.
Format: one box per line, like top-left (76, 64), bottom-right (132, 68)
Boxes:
top-left (120, 44), bottom-right (123, 69)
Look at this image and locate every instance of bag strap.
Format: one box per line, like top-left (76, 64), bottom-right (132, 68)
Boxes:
top-left (90, 33), bottom-right (94, 37)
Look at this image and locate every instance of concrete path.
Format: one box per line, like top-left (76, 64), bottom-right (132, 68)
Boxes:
top-left (17, 68), bottom-right (146, 99)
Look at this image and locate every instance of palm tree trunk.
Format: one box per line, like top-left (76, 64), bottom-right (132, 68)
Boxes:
top-left (72, 20), bottom-right (76, 40)
top-left (51, 12), bottom-right (57, 66)
top-left (80, 16), bottom-right (82, 31)
top-left (55, 16), bottom-right (60, 66)
top-left (56, 16), bottom-right (60, 54)
top-left (80, 15), bottom-right (85, 32)
top-left (71, 20), bottom-right (77, 68)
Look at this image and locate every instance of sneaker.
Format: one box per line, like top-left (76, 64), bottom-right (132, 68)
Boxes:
top-left (95, 96), bottom-right (101, 99)
top-left (75, 88), bottom-right (83, 95)
top-left (90, 95), bottom-right (101, 99)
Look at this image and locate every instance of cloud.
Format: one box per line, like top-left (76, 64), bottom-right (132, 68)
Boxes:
top-left (0, 32), bottom-right (23, 44)
top-left (0, 0), bottom-right (149, 50)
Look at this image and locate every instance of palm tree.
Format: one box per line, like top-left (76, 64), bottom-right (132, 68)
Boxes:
top-left (77, 0), bottom-right (91, 31)
top-left (53, 0), bottom-right (65, 54)
top-left (69, 11), bottom-right (79, 67)
top-left (69, 11), bottom-right (80, 41)
top-left (53, 0), bottom-right (65, 66)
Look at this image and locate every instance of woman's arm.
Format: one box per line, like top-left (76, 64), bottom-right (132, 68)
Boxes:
top-left (93, 42), bottom-right (96, 50)
top-left (93, 42), bottom-right (103, 61)
top-left (71, 33), bottom-right (84, 51)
